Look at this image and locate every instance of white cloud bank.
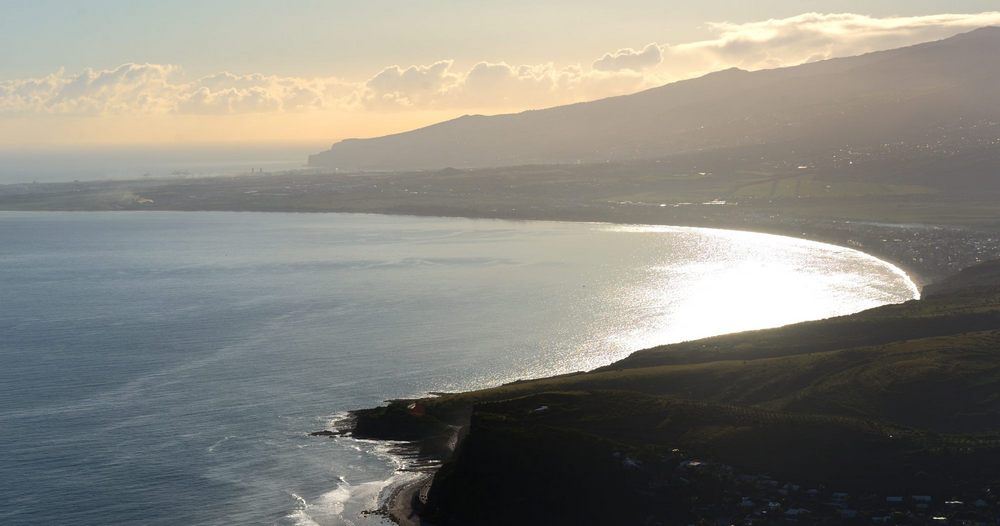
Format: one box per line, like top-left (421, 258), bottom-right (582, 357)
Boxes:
top-left (657, 11), bottom-right (1000, 76)
top-left (593, 43), bottom-right (663, 71)
top-left (2, 11), bottom-right (999, 117)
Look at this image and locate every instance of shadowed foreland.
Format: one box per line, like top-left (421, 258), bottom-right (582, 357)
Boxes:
top-left (342, 259), bottom-right (1000, 525)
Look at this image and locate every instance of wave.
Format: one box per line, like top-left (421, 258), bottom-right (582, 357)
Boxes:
top-left (281, 478), bottom-right (389, 526)
top-left (206, 435), bottom-right (236, 453)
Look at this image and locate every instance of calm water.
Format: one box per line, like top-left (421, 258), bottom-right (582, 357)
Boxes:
top-left (0, 212), bottom-right (918, 525)
top-left (0, 144), bottom-right (323, 184)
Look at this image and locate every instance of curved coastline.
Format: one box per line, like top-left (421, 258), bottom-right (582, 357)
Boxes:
top-left (605, 222), bottom-right (922, 299)
top-left (363, 258), bottom-right (1000, 525)
top-left (0, 210), bottom-right (925, 524)
top-left (336, 219), bottom-right (924, 525)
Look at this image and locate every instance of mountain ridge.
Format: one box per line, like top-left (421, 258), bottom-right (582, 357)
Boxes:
top-left (309, 27), bottom-right (1000, 171)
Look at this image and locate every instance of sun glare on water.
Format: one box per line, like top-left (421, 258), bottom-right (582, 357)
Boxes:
top-left (601, 225), bottom-right (919, 355)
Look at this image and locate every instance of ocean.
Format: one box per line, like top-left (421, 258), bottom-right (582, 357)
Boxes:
top-left (0, 144), bottom-right (323, 184)
top-left (0, 211), bottom-right (918, 525)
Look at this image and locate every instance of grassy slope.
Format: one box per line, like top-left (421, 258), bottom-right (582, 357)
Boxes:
top-left (349, 260), bottom-right (1000, 523)
top-left (424, 391), bottom-right (1000, 525)
top-left (369, 284), bottom-right (1000, 435)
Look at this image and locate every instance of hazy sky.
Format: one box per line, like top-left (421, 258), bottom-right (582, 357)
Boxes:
top-left (2, 1), bottom-right (1000, 146)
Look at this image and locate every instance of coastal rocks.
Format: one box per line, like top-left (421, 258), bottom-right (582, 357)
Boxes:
top-left (308, 429), bottom-right (343, 437)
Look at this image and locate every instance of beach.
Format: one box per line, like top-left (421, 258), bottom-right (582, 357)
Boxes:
top-left (383, 474), bottom-right (432, 526)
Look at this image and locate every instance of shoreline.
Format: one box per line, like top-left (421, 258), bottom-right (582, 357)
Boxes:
top-left (3, 208), bottom-right (926, 523)
top-left (381, 474), bottom-right (432, 526)
top-left (358, 257), bottom-right (1000, 524)
top-left (329, 219), bottom-right (920, 525)
top-left (3, 207), bottom-right (935, 523)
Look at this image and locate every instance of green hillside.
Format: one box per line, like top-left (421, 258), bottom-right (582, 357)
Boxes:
top-left (347, 259), bottom-right (1000, 523)
top-left (422, 392), bottom-right (1000, 525)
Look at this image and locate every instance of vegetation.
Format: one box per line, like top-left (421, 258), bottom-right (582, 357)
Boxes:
top-left (346, 259), bottom-right (1000, 523)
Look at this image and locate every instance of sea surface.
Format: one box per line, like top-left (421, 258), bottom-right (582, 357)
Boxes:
top-left (0, 211), bottom-right (918, 525)
top-left (0, 144), bottom-right (322, 184)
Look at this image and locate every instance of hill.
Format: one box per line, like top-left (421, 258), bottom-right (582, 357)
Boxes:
top-left (310, 28), bottom-right (1000, 172)
top-left (341, 259), bottom-right (1000, 523)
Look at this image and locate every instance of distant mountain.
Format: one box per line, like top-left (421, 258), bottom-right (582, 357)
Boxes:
top-left (310, 27), bottom-right (1000, 171)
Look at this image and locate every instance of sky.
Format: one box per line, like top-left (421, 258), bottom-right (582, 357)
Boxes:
top-left (2, 1), bottom-right (1000, 147)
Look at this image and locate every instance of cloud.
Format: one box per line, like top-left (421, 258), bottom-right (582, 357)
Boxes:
top-left (447, 62), bottom-right (551, 107)
top-left (0, 65), bottom-right (357, 116)
top-left (52, 63), bottom-right (181, 113)
top-left (177, 86), bottom-right (283, 114)
top-left (178, 72), bottom-right (353, 114)
top-left (359, 60), bottom-right (648, 110)
top-left (0, 63), bottom-right (182, 114)
top-left (593, 43), bottom-right (662, 71)
top-left (654, 11), bottom-right (1000, 78)
top-left (361, 61), bottom-right (460, 108)
top-left (2, 12), bottom-right (999, 117)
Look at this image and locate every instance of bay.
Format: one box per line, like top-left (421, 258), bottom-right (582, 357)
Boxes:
top-left (0, 211), bottom-right (917, 525)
